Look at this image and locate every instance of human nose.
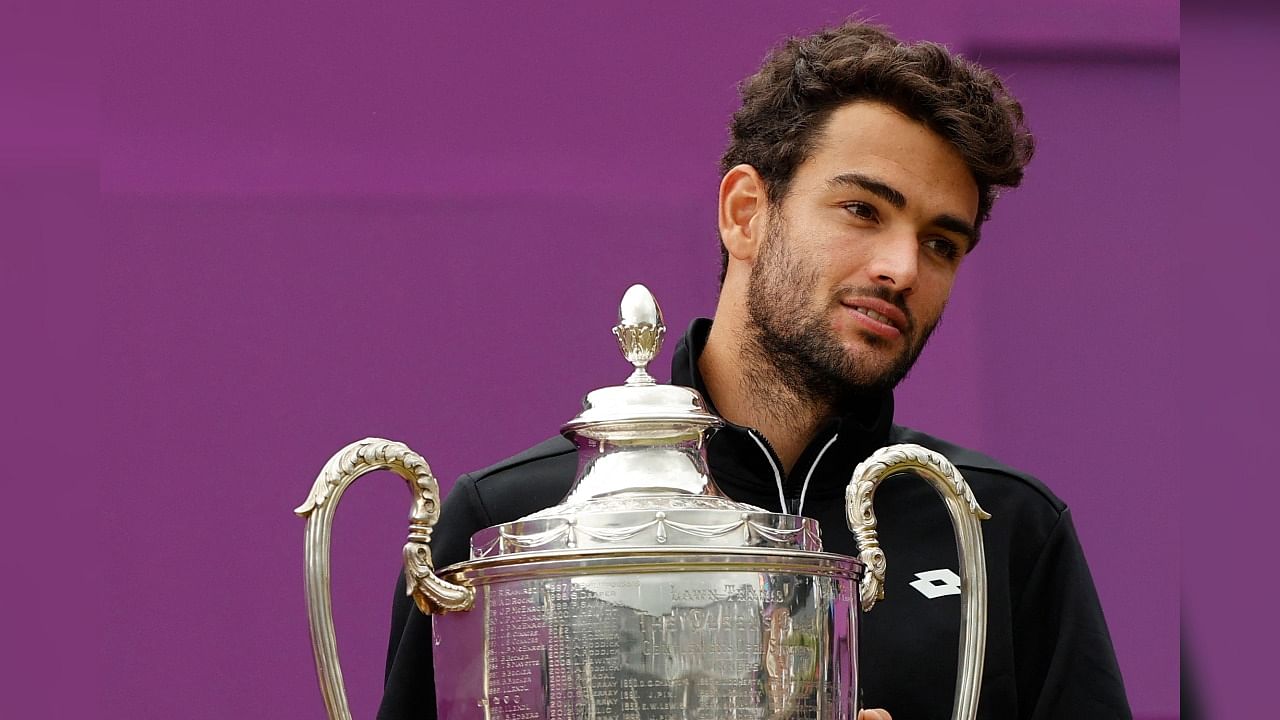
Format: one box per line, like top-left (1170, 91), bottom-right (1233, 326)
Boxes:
top-left (866, 233), bottom-right (918, 294)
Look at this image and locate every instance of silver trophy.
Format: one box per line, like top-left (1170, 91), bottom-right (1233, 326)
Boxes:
top-left (297, 284), bottom-right (990, 720)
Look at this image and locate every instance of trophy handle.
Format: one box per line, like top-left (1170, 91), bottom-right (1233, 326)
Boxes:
top-left (845, 443), bottom-right (991, 720)
top-left (295, 438), bottom-right (475, 720)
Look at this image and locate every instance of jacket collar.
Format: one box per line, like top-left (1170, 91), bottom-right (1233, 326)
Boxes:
top-left (670, 318), bottom-right (895, 511)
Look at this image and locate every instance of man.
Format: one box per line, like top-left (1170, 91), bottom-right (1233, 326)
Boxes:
top-left (380, 20), bottom-right (1130, 719)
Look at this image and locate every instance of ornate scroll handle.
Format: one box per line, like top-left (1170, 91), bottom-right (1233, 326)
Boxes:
top-left (846, 443), bottom-right (991, 720)
top-left (295, 438), bottom-right (475, 720)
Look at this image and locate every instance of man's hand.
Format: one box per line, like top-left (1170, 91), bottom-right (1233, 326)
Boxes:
top-left (858, 710), bottom-right (892, 720)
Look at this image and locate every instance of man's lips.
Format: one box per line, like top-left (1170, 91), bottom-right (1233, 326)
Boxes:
top-left (841, 297), bottom-right (909, 337)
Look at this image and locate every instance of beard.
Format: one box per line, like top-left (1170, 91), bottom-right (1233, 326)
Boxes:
top-left (745, 215), bottom-right (941, 407)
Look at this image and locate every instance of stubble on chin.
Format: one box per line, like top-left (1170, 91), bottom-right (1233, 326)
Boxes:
top-left (743, 232), bottom-right (937, 410)
top-left (746, 298), bottom-right (905, 411)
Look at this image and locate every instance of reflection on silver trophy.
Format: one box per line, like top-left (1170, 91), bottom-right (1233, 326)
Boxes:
top-left (297, 284), bottom-right (990, 719)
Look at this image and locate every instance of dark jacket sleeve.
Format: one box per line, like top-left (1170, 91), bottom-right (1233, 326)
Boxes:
top-left (1015, 508), bottom-right (1131, 719)
top-left (378, 474), bottom-right (490, 720)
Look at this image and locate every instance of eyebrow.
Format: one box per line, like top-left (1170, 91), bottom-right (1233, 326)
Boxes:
top-left (828, 172), bottom-right (905, 209)
top-left (933, 215), bottom-right (978, 251)
top-left (828, 171), bottom-right (978, 251)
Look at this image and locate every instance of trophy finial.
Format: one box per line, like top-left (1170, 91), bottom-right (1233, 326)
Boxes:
top-left (612, 284), bottom-right (665, 386)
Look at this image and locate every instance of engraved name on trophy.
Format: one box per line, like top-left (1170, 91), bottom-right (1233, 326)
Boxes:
top-left (297, 284), bottom-right (990, 720)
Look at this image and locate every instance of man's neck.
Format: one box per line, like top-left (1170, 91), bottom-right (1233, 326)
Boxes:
top-left (701, 320), bottom-right (833, 476)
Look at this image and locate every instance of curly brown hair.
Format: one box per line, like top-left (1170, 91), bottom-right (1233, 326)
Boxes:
top-left (719, 20), bottom-right (1035, 283)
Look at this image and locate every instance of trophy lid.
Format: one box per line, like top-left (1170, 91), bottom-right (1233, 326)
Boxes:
top-left (560, 284), bottom-right (720, 440)
top-left (466, 284), bottom-right (821, 560)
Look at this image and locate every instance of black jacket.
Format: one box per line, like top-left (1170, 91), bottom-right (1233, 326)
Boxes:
top-left (380, 319), bottom-right (1131, 719)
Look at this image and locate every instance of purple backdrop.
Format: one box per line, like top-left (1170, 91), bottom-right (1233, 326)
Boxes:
top-left (15, 1), bottom-right (1188, 718)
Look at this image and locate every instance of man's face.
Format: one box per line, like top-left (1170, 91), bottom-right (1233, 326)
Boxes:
top-left (746, 101), bottom-right (979, 400)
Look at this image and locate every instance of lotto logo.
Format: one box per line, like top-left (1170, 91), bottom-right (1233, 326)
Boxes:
top-left (909, 569), bottom-right (962, 598)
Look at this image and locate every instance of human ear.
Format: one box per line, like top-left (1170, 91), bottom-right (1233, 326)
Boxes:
top-left (717, 164), bottom-right (767, 264)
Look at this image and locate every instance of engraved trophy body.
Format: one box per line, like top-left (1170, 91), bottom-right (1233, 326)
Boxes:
top-left (298, 285), bottom-right (990, 720)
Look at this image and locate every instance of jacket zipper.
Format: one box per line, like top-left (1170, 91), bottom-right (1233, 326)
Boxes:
top-left (744, 428), bottom-right (787, 513)
top-left (747, 428), bottom-right (841, 516)
top-left (795, 433), bottom-right (840, 516)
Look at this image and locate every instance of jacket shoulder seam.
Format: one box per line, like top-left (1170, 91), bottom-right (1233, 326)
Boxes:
top-left (468, 439), bottom-right (577, 486)
top-left (889, 424), bottom-right (1067, 512)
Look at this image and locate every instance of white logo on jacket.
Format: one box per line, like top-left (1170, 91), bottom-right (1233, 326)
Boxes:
top-left (909, 568), bottom-right (962, 598)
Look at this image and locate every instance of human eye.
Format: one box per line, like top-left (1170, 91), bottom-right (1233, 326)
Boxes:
top-left (840, 201), bottom-right (879, 222)
top-left (923, 236), bottom-right (961, 261)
